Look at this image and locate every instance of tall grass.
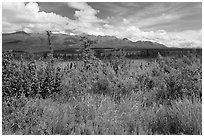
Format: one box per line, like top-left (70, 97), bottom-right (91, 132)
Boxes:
top-left (2, 49), bottom-right (202, 135)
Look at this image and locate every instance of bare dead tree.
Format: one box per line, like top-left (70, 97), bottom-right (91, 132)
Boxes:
top-left (46, 30), bottom-right (53, 58)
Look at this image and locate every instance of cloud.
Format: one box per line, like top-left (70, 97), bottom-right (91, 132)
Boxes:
top-left (66, 2), bottom-right (106, 35)
top-left (67, 2), bottom-right (104, 23)
top-left (134, 14), bottom-right (180, 28)
top-left (2, 2), bottom-right (106, 35)
top-left (2, 2), bottom-right (70, 33)
top-left (2, 21), bottom-right (22, 32)
top-left (2, 2), bottom-right (202, 48)
top-left (99, 23), bottom-right (202, 48)
top-left (67, 2), bottom-right (91, 10)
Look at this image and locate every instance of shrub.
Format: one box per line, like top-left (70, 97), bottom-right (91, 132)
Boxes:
top-left (91, 78), bottom-right (110, 95)
top-left (2, 51), bottom-right (202, 135)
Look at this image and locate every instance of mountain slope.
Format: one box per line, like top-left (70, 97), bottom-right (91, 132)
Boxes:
top-left (2, 31), bottom-right (168, 53)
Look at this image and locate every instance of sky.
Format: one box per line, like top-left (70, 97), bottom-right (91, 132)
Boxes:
top-left (2, 2), bottom-right (202, 48)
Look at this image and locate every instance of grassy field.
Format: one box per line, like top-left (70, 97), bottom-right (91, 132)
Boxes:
top-left (2, 51), bottom-right (202, 135)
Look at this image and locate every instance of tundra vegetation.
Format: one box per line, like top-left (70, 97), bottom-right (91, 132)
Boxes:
top-left (2, 37), bottom-right (202, 135)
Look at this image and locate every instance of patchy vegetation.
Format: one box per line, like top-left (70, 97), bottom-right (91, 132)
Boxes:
top-left (2, 38), bottom-right (202, 135)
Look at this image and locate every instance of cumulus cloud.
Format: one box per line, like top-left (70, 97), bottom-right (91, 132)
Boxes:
top-left (2, 2), bottom-right (202, 48)
top-left (66, 2), bottom-right (106, 35)
top-left (2, 2), bottom-right (70, 33)
top-left (67, 2), bottom-right (104, 24)
top-left (2, 2), bottom-right (106, 35)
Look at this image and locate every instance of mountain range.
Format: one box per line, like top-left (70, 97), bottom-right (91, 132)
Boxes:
top-left (2, 31), bottom-right (168, 53)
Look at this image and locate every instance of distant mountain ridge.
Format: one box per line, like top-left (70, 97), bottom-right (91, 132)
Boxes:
top-left (2, 31), bottom-right (168, 53)
top-left (3, 31), bottom-right (30, 36)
